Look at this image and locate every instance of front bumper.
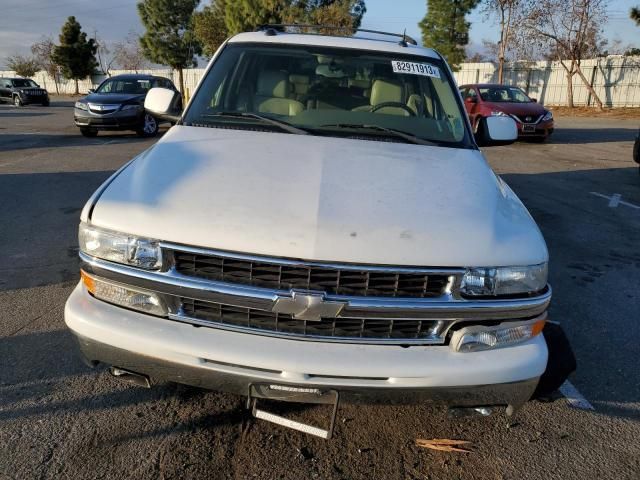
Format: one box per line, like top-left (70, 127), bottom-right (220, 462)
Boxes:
top-left (65, 283), bottom-right (546, 412)
top-left (20, 93), bottom-right (48, 104)
top-left (74, 109), bottom-right (143, 130)
top-left (517, 120), bottom-right (554, 138)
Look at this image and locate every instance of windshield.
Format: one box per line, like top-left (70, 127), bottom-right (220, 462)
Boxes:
top-left (96, 78), bottom-right (155, 94)
top-left (12, 79), bottom-right (38, 88)
top-left (479, 86), bottom-right (531, 103)
top-left (184, 43), bottom-right (472, 148)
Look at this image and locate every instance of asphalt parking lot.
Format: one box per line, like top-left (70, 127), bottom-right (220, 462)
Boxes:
top-left (1, 97), bottom-right (639, 480)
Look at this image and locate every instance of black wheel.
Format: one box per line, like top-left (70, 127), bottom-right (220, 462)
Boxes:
top-left (42, 100), bottom-right (50, 106)
top-left (136, 113), bottom-right (159, 137)
top-left (13, 96), bottom-right (22, 107)
top-left (80, 128), bottom-right (98, 138)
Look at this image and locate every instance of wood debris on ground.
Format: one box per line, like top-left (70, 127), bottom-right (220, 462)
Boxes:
top-left (415, 438), bottom-right (473, 453)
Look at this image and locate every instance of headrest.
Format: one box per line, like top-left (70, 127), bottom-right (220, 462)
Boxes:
top-left (289, 74), bottom-right (310, 85)
top-left (257, 70), bottom-right (289, 99)
top-left (370, 79), bottom-right (404, 106)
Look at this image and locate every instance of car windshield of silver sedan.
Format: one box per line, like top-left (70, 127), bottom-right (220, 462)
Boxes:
top-left (479, 86), bottom-right (532, 103)
top-left (184, 43), bottom-right (472, 147)
top-left (96, 78), bottom-right (153, 94)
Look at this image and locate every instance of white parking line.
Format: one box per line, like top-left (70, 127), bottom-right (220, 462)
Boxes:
top-left (559, 380), bottom-right (595, 410)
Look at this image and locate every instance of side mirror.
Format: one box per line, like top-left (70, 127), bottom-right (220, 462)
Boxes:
top-left (485, 116), bottom-right (518, 144)
top-left (88, 88), bottom-right (95, 94)
top-left (465, 96), bottom-right (477, 104)
top-left (530, 97), bottom-right (538, 103)
top-left (145, 87), bottom-right (182, 123)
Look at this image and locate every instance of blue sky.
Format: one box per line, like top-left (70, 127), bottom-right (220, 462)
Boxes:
top-left (1, 0), bottom-right (638, 66)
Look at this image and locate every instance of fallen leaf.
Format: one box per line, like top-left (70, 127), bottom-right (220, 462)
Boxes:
top-left (415, 438), bottom-right (473, 453)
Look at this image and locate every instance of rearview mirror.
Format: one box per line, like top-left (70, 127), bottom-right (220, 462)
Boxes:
top-left (145, 87), bottom-right (182, 123)
top-left (485, 116), bottom-right (518, 144)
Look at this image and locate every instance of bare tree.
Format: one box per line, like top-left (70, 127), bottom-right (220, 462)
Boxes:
top-left (112, 31), bottom-right (148, 72)
top-left (94, 33), bottom-right (116, 76)
top-left (522, 0), bottom-right (608, 109)
top-left (6, 54), bottom-right (40, 78)
top-left (31, 37), bottom-right (61, 94)
top-left (481, 0), bottom-right (524, 83)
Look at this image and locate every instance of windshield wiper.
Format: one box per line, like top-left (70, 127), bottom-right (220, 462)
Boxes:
top-left (200, 112), bottom-right (309, 135)
top-left (317, 123), bottom-right (443, 146)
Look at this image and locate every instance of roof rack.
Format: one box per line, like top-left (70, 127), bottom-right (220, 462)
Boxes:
top-left (255, 24), bottom-right (418, 47)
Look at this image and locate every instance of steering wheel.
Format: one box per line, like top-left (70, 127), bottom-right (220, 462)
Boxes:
top-left (370, 102), bottom-right (416, 116)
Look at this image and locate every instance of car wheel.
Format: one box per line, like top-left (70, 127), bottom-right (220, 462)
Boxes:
top-left (13, 96), bottom-right (22, 107)
top-left (137, 113), bottom-right (159, 137)
top-left (80, 128), bottom-right (98, 138)
top-left (42, 100), bottom-right (50, 106)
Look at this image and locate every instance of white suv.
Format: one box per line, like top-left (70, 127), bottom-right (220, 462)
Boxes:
top-left (65, 27), bottom-right (550, 438)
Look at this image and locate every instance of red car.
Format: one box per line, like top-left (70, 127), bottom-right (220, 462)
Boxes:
top-left (459, 84), bottom-right (554, 143)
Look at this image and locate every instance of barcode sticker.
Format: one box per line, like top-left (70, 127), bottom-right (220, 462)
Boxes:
top-left (391, 61), bottom-right (441, 79)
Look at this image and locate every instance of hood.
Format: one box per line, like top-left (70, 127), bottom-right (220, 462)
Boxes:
top-left (83, 92), bottom-right (145, 104)
top-left (89, 127), bottom-right (547, 267)
top-left (484, 101), bottom-right (546, 117)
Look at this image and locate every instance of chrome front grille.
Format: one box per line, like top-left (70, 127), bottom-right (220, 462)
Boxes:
top-left (171, 250), bottom-right (451, 298)
top-left (177, 297), bottom-right (447, 343)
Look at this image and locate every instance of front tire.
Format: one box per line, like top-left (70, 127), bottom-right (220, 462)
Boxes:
top-left (13, 96), bottom-right (22, 107)
top-left (42, 100), bottom-right (50, 107)
top-left (80, 128), bottom-right (98, 138)
top-left (136, 113), bottom-right (159, 137)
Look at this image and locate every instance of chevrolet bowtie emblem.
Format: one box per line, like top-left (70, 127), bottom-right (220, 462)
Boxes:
top-left (271, 291), bottom-right (346, 321)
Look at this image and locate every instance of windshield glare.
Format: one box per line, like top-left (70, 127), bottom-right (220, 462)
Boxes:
top-left (479, 87), bottom-right (531, 103)
top-left (96, 78), bottom-right (154, 94)
top-left (184, 43), bottom-right (471, 147)
top-left (13, 79), bottom-right (37, 88)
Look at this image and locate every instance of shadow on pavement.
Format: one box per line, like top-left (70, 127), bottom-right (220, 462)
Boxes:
top-left (547, 128), bottom-right (638, 145)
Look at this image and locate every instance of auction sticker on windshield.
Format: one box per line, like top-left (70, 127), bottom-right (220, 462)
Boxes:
top-left (391, 61), bottom-right (441, 79)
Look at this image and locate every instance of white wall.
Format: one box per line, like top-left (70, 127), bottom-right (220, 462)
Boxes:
top-left (2, 56), bottom-right (639, 107)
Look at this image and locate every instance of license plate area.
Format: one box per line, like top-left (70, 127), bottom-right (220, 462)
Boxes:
top-left (247, 383), bottom-right (340, 439)
top-left (523, 124), bottom-right (536, 132)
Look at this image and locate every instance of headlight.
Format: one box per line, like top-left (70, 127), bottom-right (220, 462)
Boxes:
top-left (75, 101), bottom-right (88, 110)
top-left (121, 104), bottom-right (142, 111)
top-left (460, 263), bottom-right (548, 296)
top-left (81, 270), bottom-right (167, 316)
top-left (79, 223), bottom-right (162, 270)
top-left (450, 317), bottom-right (546, 352)
top-left (542, 111), bottom-right (553, 121)
top-left (490, 111), bottom-right (507, 117)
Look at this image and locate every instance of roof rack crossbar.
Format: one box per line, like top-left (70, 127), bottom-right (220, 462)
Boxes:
top-left (255, 24), bottom-right (418, 46)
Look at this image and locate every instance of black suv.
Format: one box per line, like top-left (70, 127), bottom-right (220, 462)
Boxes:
top-left (74, 74), bottom-right (180, 137)
top-left (0, 78), bottom-right (49, 106)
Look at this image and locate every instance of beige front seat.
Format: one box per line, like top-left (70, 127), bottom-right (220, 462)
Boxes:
top-left (353, 79), bottom-right (409, 116)
top-left (254, 71), bottom-right (304, 116)
top-left (289, 74), bottom-right (310, 101)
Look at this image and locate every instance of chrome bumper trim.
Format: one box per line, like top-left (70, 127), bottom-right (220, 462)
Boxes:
top-left (80, 252), bottom-right (551, 321)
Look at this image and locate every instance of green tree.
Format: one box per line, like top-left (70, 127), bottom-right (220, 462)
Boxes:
top-left (224, 0), bottom-right (366, 35)
top-left (194, 0), bottom-right (228, 57)
top-left (632, 7), bottom-right (640, 25)
top-left (419, 0), bottom-right (480, 70)
top-left (51, 16), bottom-right (97, 94)
top-left (138, 0), bottom-right (202, 96)
top-left (6, 55), bottom-right (40, 78)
